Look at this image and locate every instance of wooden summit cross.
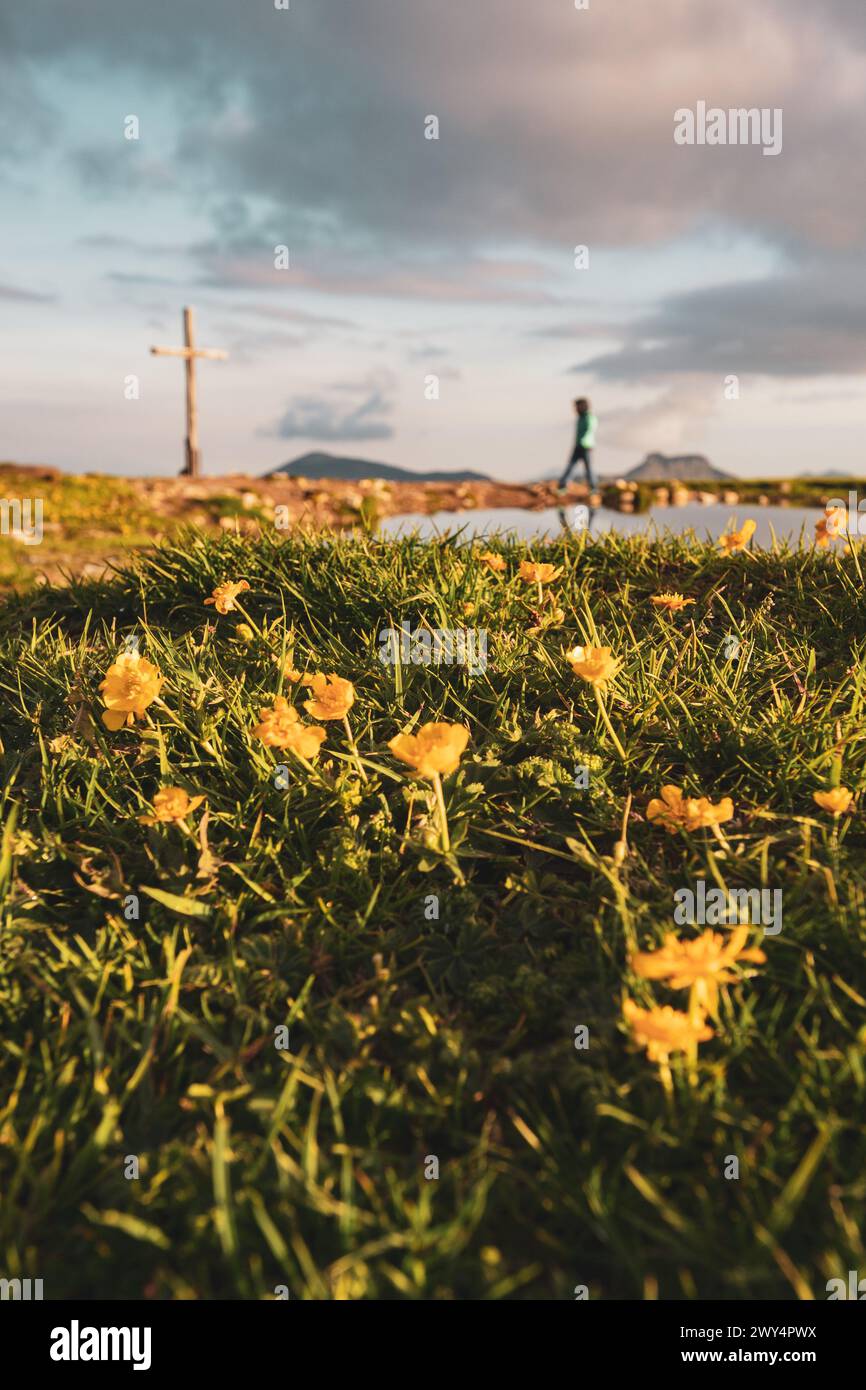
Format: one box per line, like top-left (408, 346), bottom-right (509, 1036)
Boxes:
top-left (151, 306), bottom-right (227, 478)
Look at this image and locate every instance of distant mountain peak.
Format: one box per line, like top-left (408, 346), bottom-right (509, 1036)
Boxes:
top-left (265, 451), bottom-right (492, 484)
top-left (626, 452), bottom-right (732, 482)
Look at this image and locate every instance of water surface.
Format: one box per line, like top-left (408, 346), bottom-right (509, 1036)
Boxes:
top-left (380, 502), bottom-right (826, 549)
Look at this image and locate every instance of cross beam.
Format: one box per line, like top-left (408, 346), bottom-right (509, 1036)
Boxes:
top-left (151, 306), bottom-right (227, 478)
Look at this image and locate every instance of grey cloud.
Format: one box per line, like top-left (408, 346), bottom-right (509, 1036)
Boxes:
top-left (77, 234), bottom-right (130, 249)
top-left (8, 0), bottom-right (866, 416)
top-left (581, 257), bottom-right (866, 380)
top-left (528, 302), bottom-right (644, 339)
top-left (268, 383), bottom-right (395, 442)
top-left (9, 0), bottom-right (866, 257)
top-left (194, 250), bottom-right (556, 304)
top-left (405, 343), bottom-right (452, 361)
top-left (601, 377), bottom-right (719, 454)
top-left (72, 147), bottom-right (177, 195)
top-left (0, 49), bottom-right (56, 169)
top-left (106, 272), bottom-right (181, 287)
top-left (0, 281), bottom-right (56, 302)
top-left (209, 328), bottom-right (308, 365)
top-left (227, 302), bottom-right (357, 330)
top-left (79, 234), bottom-right (190, 256)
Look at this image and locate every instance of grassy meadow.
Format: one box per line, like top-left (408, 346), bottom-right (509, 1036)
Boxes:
top-left (1, 521), bottom-right (865, 1300)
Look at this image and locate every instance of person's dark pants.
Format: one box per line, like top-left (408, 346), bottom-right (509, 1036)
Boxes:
top-left (559, 444), bottom-right (596, 491)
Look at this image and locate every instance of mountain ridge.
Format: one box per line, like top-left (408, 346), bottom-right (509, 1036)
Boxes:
top-left (265, 451), bottom-right (493, 484)
top-left (625, 452), bottom-right (732, 482)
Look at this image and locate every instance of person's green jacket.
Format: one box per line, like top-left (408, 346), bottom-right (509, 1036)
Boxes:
top-left (576, 412), bottom-right (597, 448)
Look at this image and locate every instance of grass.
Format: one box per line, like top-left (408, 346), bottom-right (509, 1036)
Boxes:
top-left (0, 468), bottom-right (168, 587)
top-left (1, 521), bottom-right (865, 1300)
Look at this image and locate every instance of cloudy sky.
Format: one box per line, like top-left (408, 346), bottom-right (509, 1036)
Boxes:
top-left (2, 0), bottom-right (866, 481)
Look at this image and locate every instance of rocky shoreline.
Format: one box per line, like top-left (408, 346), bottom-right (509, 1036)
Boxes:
top-left (0, 461), bottom-right (850, 588)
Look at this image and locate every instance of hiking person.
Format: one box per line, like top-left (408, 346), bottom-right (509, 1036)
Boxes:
top-left (559, 397), bottom-right (597, 492)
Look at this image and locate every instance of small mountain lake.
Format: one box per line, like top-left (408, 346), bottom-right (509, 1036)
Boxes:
top-left (380, 502), bottom-right (829, 549)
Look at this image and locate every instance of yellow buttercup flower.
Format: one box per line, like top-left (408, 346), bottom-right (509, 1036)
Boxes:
top-left (139, 787), bottom-right (205, 825)
top-left (302, 674), bottom-right (367, 781)
top-left (815, 508), bottom-right (845, 548)
top-left (519, 561), bottom-right (562, 584)
top-left (253, 697), bottom-right (326, 760)
top-left (389, 722), bottom-right (469, 780)
top-left (623, 998), bottom-right (713, 1063)
top-left (646, 784), bottom-right (734, 833)
top-left (389, 721), bottom-right (470, 853)
top-left (813, 786), bottom-right (853, 816)
top-left (718, 519), bottom-right (756, 555)
top-left (630, 927), bottom-right (765, 1017)
top-left (99, 651), bottom-right (164, 731)
top-left (651, 592), bottom-right (695, 613)
top-left (478, 550), bottom-right (507, 573)
top-left (566, 645), bottom-right (627, 759)
top-left (303, 673), bottom-right (356, 721)
top-left (204, 579), bottom-right (251, 614)
top-left (566, 645), bottom-right (621, 689)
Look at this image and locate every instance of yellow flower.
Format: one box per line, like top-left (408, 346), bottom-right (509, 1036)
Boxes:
top-left (646, 784), bottom-right (734, 833)
top-left (718, 519), bottom-right (756, 555)
top-left (815, 508), bottom-right (845, 548)
top-left (139, 787), bottom-right (205, 825)
top-left (519, 561), bottom-right (562, 584)
top-left (98, 652), bottom-right (163, 731)
top-left (204, 579), bottom-right (251, 614)
top-left (388, 722), bottom-right (469, 780)
top-left (303, 673), bottom-right (356, 720)
top-left (566, 645), bottom-right (621, 688)
top-left (651, 592), bottom-right (695, 613)
top-left (253, 697), bottom-right (326, 759)
top-left (813, 786), bottom-right (853, 816)
top-left (630, 927), bottom-right (766, 1016)
top-left (623, 998), bottom-right (713, 1063)
top-left (282, 658), bottom-right (304, 683)
top-left (478, 550), bottom-right (507, 574)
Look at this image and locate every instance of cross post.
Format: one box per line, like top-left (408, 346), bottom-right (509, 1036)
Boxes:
top-left (151, 306), bottom-right (228, 477)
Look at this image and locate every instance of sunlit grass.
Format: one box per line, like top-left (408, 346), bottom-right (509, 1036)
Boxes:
top-left (0, 523), bottom-right (864, 1299)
